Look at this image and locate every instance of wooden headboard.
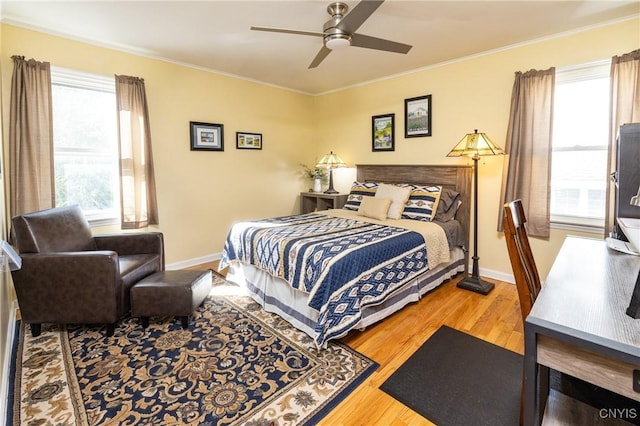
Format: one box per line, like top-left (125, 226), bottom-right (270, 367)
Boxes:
top-left (356, 164), bottom-right (472, 269)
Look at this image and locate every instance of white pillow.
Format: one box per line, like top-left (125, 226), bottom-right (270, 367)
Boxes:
top-left (357, 197), bottom-right (392, 221)
top-left (375, 184), bottom-right (411, 219)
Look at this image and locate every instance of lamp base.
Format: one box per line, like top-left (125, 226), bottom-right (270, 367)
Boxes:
top-left (457, 275), bottom-right (495, 295)
top-left (324, 169), bottom-right (338, 194)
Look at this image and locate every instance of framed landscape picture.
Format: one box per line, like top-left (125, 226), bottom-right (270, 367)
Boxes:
top-left (190, 121), bottom-right (224, 151)
top-left (372, 113), bottom-right (395, 152)
top-left (405, 95), bottom-right (432, 137)
top-left (236, 132), bottom-right (262, 150)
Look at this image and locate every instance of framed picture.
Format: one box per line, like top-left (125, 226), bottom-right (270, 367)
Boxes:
top-left (372, 113), bottom-right (395, 152)
top-left (236, 132), bottom-right (262, 150)
top-left (404, 95), bottom-right (432, 137)
top-left (190, 121), bottom-right (224, 151)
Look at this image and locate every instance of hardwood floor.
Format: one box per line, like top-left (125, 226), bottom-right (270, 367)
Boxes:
top-left (201, 262), bottom-right (523, 425)
top-left (323, 275), bottom-right (524, 426)
top-left (195, 262), bottom-right (621, 425)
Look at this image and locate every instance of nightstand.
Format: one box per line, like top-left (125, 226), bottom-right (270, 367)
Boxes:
top-left (300, 192), bottom-right (348, 214)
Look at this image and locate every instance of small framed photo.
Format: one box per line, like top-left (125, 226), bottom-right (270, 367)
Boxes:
top-left (405, 95), bottom-right (432, 137)
top-left (372, 113), bottom-right (395, 152)
top-left (190, 121), bottom-right (224, 151)
top-left (236, 132), bottom-right (262, 150)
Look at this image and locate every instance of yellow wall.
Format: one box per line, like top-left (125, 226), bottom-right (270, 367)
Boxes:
top-left (1, 16), bottom-right (637, 418)
top-left (1, 18), bottom-right (639, 279)
top-left (0, 21), bottom-right (13, 404)
top-left (0, 24), bottom-right (316, 266)
top-left (313, 17), bottom-right (640, 280)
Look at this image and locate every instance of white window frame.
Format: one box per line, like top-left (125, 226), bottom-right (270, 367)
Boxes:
top-left (51, 67), bottom-right (120, 226)
top-left (550, 59), bottom-right (610, 233)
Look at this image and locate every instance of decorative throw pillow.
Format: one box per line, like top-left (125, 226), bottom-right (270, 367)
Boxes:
top-left (343, 181), bottom-right (379, 211)
top-left (434, 188), bottom-right (462, 222)
top-left (375, 183), bottom-right (411, 219)
top-left (357, 197), bottom-right (392, 221)
top-left (400, 184), bottom-right (443, 222)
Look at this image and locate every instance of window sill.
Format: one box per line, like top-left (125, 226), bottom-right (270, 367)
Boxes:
top-left (88, 217), bottom-right (119, 228)
top-left (550, 221), bottom-right (604, 235)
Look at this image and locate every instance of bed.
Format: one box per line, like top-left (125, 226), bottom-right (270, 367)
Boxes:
top-left (220, 164), bottom-right (472, 347)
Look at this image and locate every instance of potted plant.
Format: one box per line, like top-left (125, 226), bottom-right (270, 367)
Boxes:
top-left (300, 164), bottom-right (327, 192)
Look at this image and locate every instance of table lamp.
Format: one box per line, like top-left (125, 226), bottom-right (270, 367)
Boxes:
top-left (316, 151), bottom-right (346, 194)
top-left (447, 130), bottom-right (505, 295)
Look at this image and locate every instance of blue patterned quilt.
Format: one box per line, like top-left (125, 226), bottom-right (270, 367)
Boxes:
top-left (220, 213), bottom-right (430, 346)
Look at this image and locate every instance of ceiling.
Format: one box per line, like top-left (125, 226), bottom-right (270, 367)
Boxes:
top-left (1, 1), bottom-right (638, 94)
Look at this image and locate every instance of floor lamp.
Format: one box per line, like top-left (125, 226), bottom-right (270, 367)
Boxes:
top-left (447, 130), bottom-right (505, 295)
top-left (316, 151), bottom-right (346, 194)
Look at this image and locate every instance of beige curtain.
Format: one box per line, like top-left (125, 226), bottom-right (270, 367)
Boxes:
top-left (115, 75), bottom-right (159, 229)
top-left (604, 49), bottom-right (640, 235)
top-left (498, 67), bottom-right (555, 238)
top-left (8, 56), bottom-right (55, 219)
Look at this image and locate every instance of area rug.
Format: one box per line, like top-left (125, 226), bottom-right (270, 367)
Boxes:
top-left (7, 274), bottom-right (378, 425)
top-left (380, 325), bottom-right (522, 426)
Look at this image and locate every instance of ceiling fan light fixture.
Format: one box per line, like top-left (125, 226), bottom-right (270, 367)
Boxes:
top-left (252, 0), bottom-right (411, 68)
top-left (325, 33), bottom-right (351, 50)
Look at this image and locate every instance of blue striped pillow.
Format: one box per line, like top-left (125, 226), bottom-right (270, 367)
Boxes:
top-left (343, 181), bottom-right (379, 211)
top-left (400, 184), bottom-right (442, 221)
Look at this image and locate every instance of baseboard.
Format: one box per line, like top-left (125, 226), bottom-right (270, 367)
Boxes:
top-left (0, 300), bottom-right (18, 426)
top-left (480, 268), bottom-right (547, 288)
top-left (480, 267), bottom-right (515, 284)
top-left (166, 252), bottom-right (221, 271)
top-left (168, 255), bottom-right (516, 284)
top-left (464, 263), bottom-right (515, 285)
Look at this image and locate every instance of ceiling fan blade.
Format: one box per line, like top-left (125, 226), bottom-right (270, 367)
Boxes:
top-left (351, 33), bottom-right (412, 54)
top-left (309, 46), bottom-right (332, 69)
top-left (337, 0), bottom-right (385, 33)
top-left (251, 26), bottom-right (323, 38)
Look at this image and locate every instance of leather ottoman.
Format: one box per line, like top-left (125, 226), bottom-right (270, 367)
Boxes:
top-left (130, 270), bottom-right (212, 329)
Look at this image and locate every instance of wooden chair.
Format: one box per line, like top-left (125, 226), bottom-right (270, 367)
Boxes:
top-left (503, 199), bottom-right (542, 323)
top-left (503, 199), bottom-right (543, 425)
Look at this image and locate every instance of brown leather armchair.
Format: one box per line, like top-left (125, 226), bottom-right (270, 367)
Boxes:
top-left (11, 205), bottom-right (164, 337)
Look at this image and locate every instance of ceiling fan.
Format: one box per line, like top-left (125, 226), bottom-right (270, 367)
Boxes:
top-left (251, 0), bottom-right (412, 69)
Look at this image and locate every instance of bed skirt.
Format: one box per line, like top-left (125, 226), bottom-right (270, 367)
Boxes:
top-left (225, 247), bottom-right (466, 343)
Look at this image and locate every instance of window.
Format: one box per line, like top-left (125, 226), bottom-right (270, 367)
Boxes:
top-left (51, 68), bottom-right (119, 224)
top-left (550, 60), bottom-right (610, 230)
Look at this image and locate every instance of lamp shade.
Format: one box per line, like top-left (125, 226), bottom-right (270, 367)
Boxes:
top-left (316, 151), bottom-right (346, 169)
top-left (447, 129), bottom-right (505, 159)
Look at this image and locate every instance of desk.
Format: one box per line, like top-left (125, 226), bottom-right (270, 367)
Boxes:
top-left (524, 236), bottom-right (640, 425)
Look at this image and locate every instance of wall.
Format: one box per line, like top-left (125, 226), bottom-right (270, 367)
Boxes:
top-left (1, 19), bottom-right (637, 278)
top-left (313, 17), bottom-right (640, 281)
top-left (0, 24), bottom-right (317, 267)
top-left (0, 16), bottom-right (638, 417)
top-left (0, 26), bottom-right (317, 404)
top-left (0, 20), bottom-right (14, 423)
